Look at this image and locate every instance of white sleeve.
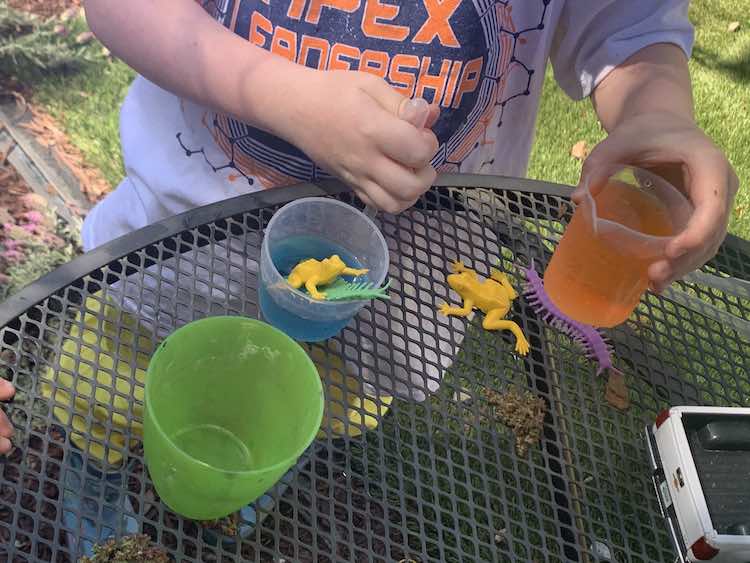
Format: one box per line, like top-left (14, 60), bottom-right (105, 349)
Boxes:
top-left (550, 0), bottom-right (694, 100)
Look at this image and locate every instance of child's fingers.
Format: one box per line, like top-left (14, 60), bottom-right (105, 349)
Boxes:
top-left (365, 74), bottom-right (409, 117)
top-left (356, 191), bottom-right (378, 210)
top-left (399, 97), bottom-right (430, 128)
top-left (574, 134), bottom-right (630, 202)
top-left (578, 117), bottom-right (735, 265)
top-left (355, 158), bottom-right (436, 215)
top-left (0, 412), bottom-right (12, 439)
top-left (0, 379), bottom-right (14, 401)
top-left (364, 79), bottom-right (438, 167)
top-left (424, 103), bottom-right (441, 129)
top-left (374, 113), bottom-right (439, 169)
top-left (356, 178), bottom-right (418, 215)
top-left (0, 380), bottom-right (14, 447)
top-left (666, 149), bottom-right (732, 260)
top-left (370, 158), bottom-right (436, 209)
top-left (648, 244), bottom-right (716, 293)
top-left (371, 79), bottom-right (439, 130)
top-left (648, 259), bottom-right (672, 293)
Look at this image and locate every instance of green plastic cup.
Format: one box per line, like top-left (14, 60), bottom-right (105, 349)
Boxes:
top-left (143, 316), bottom-right (324, 520)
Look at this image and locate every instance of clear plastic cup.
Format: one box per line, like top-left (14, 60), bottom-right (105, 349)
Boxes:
top-left (259, 198), bottom-right (389, 342)
top-left (143, 316), bottom-right (324, 520)
top-left (544, 164), bottom-right (693, 328)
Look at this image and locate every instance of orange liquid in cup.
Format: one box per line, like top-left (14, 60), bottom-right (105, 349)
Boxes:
top-left (544, 180), bottom-right (675, 328)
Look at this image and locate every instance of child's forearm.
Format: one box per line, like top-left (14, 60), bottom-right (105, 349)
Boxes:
top-left (83, 0), bottom-right (304, 137)
top-left (592, 43), bottom-right (695, 132)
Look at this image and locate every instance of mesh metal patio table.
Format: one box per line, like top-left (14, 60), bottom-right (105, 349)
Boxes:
top-left (1, 174), bottom-right (749, 563)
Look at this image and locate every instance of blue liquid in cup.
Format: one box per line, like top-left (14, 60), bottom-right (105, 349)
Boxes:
top-left (259, 235), bottom-right (367, 342)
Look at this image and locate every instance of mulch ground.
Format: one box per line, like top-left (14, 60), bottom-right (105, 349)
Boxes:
top-left (6, 0), bottom-right (80, 19)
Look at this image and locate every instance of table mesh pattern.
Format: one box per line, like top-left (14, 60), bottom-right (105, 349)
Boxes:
top-left (1, 187), bottom-right (749, 562)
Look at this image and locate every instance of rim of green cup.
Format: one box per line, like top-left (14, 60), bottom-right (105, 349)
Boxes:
top-left (145, 315), bottom-right (324, 475)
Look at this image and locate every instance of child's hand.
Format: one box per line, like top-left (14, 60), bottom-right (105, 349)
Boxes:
top-left (278, 69), bottom-right (440, 214)
top-left (85, 0), bottom-right (439, 214)
top-left (574, 112), bottom-right (739, 292)
top-left (0, 379), bottom-right (15, 454)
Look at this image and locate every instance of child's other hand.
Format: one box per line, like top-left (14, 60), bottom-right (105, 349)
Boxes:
top-left (280, 69), bottom-right (440, 214)
top-left (573, 112), bottom-right (739, 292)
top-left (0, 379), bottom-right (15, 454)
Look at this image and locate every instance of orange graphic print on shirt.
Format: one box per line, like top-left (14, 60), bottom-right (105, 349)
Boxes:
top-left (180, 0), bottom-right (549, 188)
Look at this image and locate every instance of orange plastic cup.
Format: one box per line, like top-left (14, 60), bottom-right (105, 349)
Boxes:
top-left (544, 165), bottom-right (693, 328)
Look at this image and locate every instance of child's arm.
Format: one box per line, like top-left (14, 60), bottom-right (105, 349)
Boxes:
top-left (0, 379), bottom-right (14, 454)
top-left (591, 43), bottom-right (695, 128)
top-left (83, 0), bottom-right (439, 214)
top-left (581, 43), bottom-right (738, 292)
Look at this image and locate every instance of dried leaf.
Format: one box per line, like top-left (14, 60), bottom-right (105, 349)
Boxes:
top-left (52, 24), bottom-right (67, 36)
top-left (570, 140), bottom-right (589, 160)
top-left (605, 370), bottom-right (630, 411)
top-left (21, 104), bottom-right (110, 202)
top-left (452, 388), bottom-right (472, 403)
top-left (75, 30), bottom-right (94, 44)
top-left (728, 21), bottom-right (741, 33)
top-left (494, 528), bottom-right (507, 545)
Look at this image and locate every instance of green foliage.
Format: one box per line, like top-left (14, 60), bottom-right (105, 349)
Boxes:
top-left (0, 2), bottom-right (92, 77)
top-left (3, 246), bottom-right (72, 297)
top-left (0, 212), bottom-right (82, 299)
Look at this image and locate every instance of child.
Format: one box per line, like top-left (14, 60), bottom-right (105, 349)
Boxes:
top-left (0, 0), bottom-right (738, 455)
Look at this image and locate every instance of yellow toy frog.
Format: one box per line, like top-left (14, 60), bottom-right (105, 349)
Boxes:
top-left (439, 261), bottom-right (530, 356)
top-left (288, 255), bottom-right (369, 300)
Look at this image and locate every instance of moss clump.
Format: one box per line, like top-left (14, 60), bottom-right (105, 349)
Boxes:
top-left (79, 534), bottom-right (170, 563)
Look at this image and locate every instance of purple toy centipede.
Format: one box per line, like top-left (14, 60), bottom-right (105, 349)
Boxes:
top-left (522, 261), bottom-right (617, 377)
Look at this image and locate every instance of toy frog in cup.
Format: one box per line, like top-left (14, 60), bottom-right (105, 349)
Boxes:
top-left (439, 261), bottom-right (530, 355)
top-left (288, 255), bottom-right (369, 300)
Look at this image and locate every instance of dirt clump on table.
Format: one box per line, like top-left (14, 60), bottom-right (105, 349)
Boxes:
top-left (80, 534), bottom-right (170, 563)
top-left (483, 386), bottom-right (546, 457)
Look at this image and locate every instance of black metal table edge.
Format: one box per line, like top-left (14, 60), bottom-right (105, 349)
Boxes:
top-left (0, 174), bottom-right (549, 326)
top-left (2, 171), bottom-right (748, 335)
